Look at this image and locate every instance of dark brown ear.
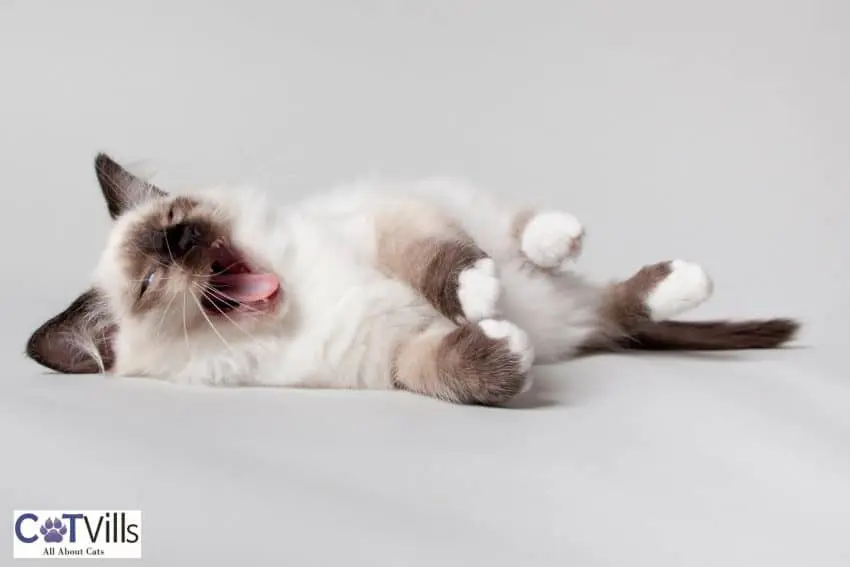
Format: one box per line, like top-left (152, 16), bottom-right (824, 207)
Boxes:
top-left (94, 153), bottom-right (167, 219)
top-left (26, 289), bottom-right (117, 374)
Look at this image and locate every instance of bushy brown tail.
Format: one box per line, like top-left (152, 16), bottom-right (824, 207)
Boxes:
top-left (618, 319), bottom-right (800, 351)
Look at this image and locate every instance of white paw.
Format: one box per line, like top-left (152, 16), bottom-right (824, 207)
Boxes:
top-left (645, 260), bottom-right (714, 320)
top-left (457, 258), bottom-right (501, 322)
top-left (478, 319), bottom-right (535, 377)
top-left (521, 211), bottom-right (585, 269)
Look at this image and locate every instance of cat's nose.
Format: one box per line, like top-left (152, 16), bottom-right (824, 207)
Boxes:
top-left (163, 222), bottom-right (202, 258)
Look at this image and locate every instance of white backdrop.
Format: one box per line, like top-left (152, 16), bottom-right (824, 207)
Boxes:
top-left (1, 1), bottom-right (848, 565)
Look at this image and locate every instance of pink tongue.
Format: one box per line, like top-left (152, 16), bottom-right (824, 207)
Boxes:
top-left (213, 273), bottom-right (280, 302)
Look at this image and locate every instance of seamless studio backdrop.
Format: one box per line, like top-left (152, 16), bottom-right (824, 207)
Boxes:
top-left (1, 1), bottom-right (848, 566)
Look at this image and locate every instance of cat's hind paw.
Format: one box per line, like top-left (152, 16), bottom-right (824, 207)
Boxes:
top-left (645, 260), bottom-right (713, 320)
top-left (422, 318), bottom-right (535, 406)
top-left (520, 211), bottom-right (585, 269)
top-left (478, 318), bottom-right (535, 375)
top-left (478, 318), bottom-right (535, 394)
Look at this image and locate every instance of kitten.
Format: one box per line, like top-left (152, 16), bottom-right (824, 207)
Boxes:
top-left (26, 154), bottom-right (800, 405)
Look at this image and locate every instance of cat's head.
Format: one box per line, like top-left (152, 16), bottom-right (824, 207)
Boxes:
top-left (26, 154), bottom-right (285, 377)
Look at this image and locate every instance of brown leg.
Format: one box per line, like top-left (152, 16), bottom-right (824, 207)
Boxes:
top-left (580, 260), bottom-right (714, 352)
top-left (603, 262), bottom-right (675, 329)
top-left (375, 201), bottom-right (499, 323)
top-left (579, 260), bottom-right (801, 352)
top-left (392, 319), bottom-right (534, 405)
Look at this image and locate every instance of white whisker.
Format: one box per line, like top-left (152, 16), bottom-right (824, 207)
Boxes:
top-left (189, 289), bottom-right (234, 353)
top-left (182, 290), bottom-right (191, 358)
top-left (155, 288), bottom-right (180, 340)
top-left (197, 282), bottom-right (269, 317)
top-left (192, 283), bottom-right (254, 338)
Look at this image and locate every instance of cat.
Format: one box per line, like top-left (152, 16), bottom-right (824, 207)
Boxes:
top-left (26, 153), bottom-right (800, 405)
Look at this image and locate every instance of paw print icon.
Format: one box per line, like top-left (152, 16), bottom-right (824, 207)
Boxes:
top-left (39, 518), bottom-right (67, 543)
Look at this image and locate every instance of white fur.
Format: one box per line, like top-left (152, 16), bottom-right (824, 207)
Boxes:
top-left (478, 318), bottom-right (535, 394)
top-left (478, 319), bottom-right (535, 374)
top-left (645, 260), bottom-right (713, 320)
top-left (89, 178), bottom-right (610, 392)
top-left (457, 258), bottom-right (501, 322)
top-left (521, 211), bottom-right (585, 269)
top-left (407, 180), bottom-right (603, 362)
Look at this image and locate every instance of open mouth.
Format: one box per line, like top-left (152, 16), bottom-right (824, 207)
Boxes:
top-left (201, 243), bottom-right (281, 315)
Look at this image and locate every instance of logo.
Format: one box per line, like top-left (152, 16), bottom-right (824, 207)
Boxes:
top-left (12, 511), bottom-right (142, 559)
top-left (39, 517), bottom-right (68, 543)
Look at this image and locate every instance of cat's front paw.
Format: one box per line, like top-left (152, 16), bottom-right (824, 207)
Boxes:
top-left (457, 258), bottom-right (501, 322)
top-left (446, 319), bottom-right (535, 405)
top-left (520, 211), bottom-right (585, 269)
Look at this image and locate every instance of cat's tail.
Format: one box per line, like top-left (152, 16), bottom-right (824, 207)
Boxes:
top-left (617, 318), bottom-right (800, 351)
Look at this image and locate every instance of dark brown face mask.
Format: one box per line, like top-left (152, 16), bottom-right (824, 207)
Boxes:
top-left (26, 153), bottom-right (284, 375)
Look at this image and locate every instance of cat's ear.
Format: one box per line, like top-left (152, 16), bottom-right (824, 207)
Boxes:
top-left (94, 153), bottom-right (167, 219)
top-left (26, 289), bottom-right (117, 374)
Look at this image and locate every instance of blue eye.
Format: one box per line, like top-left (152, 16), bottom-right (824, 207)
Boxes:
top-left (140, 271), bottom-right (156, 296)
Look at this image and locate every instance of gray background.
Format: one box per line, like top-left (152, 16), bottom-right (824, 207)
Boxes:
top-left (1, 0), bottom-right (848, 565)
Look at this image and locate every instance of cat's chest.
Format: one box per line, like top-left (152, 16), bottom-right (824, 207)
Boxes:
top-left (257, 226), bottom-right (434, 388)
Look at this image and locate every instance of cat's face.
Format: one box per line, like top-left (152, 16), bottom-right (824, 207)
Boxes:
top-left (26, 154), bottom-right (285, 376)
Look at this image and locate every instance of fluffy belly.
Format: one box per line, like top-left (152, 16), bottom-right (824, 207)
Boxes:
top-left (258, 274), bottom-right (439, 390)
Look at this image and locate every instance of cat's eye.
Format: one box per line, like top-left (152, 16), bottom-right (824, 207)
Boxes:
top-left (140, 271), bottom-right (156, 297)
